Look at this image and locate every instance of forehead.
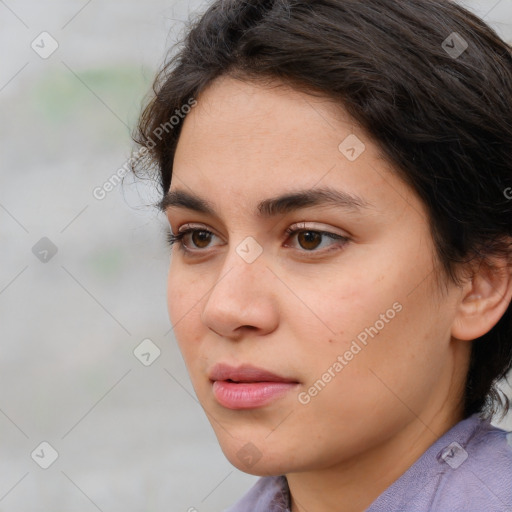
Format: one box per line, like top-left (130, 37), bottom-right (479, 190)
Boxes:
top-left (170, 75), bottom-right (421, 220)
top-left (176, 74), bottom-right (357, 158)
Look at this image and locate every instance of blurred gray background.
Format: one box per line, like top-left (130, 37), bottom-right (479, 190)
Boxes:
top-left (1, 1), bottom-right (511, 511)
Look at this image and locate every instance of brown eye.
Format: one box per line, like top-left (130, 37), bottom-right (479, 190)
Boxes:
top-left (297, 231), bottom-right (322, 250)
top-left (190, 230), bottom-right (212, 248)
top-left (168, 226), bottom-right (222, 254)
top-left (284, 226), bottom-right (350, 255)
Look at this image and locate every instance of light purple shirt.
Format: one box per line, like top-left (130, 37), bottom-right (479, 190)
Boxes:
top-left (224, 413), bottom-right (512, 511)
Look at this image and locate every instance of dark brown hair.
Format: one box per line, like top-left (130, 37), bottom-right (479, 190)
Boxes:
top-left (133, 0), bottom-right (512, 419)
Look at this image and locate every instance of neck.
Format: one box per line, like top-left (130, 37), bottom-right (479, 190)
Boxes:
top-left (287, 405), bottom-right (463, 512)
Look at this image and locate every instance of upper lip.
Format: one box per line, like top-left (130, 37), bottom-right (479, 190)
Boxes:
top-left (209, 363), bottom-right (298, 383)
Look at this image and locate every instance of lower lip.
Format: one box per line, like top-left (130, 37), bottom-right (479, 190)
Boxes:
top-left (212, 381), bottom-right (298, 409)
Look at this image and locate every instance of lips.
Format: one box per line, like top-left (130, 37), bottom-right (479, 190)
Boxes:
top-left (209, 363), bottom-right (297, 383)
top-left (209, 363), bottom-right (299, 409)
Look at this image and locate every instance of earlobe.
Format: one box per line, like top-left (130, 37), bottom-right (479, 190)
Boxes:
top-left (451, 259), bottom-right (512, 341)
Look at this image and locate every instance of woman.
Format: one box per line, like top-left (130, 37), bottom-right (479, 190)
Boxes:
top-left (133, 0), bottom-right (512, 510)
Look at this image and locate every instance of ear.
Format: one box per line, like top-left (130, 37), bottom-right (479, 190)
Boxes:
top-left (451, 257), bottom-right (512, 341)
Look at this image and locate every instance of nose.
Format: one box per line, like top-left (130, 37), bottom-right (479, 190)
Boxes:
top-left (200, 243), bottom-right (279, 340)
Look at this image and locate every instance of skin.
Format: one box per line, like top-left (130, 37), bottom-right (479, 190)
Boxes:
top-left (163, 74), bottom-right (512, 512)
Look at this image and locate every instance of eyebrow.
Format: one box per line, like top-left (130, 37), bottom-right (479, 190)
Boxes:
top-left (159, 186), bottom-right (374, 217)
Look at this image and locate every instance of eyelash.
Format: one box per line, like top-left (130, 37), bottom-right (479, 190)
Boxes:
top-left (166, 225), bottom-right (349, 256)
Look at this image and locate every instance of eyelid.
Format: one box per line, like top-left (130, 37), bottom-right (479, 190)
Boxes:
top-left (287, 221), bottom-right (349, 238)
top-left (177, 222), bottom-right (210, 233)
top-left (177, 222), bottom-right (222, 239)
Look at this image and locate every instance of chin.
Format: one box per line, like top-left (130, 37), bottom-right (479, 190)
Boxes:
top-left (222, 445), bottom-right (296, 476)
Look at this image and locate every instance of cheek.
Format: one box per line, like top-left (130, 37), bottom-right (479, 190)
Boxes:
top-left (328, 296), bottom-right (444, 413)
top-left (167, 259), bottom-right (205, 356)
top-left (280, 293), bottom-right (450, 466)
top-left (293, 244), bottom-right (447, 401)
top-left (290, 260), bottom-right (401, 348)
top-left (166, 259), bottom-right (182, 323)
top-left (167, 256), bottom-right (203, 321)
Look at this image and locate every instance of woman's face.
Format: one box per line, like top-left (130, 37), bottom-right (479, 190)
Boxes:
top-left (164, 75), bottom-right (468, 475)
